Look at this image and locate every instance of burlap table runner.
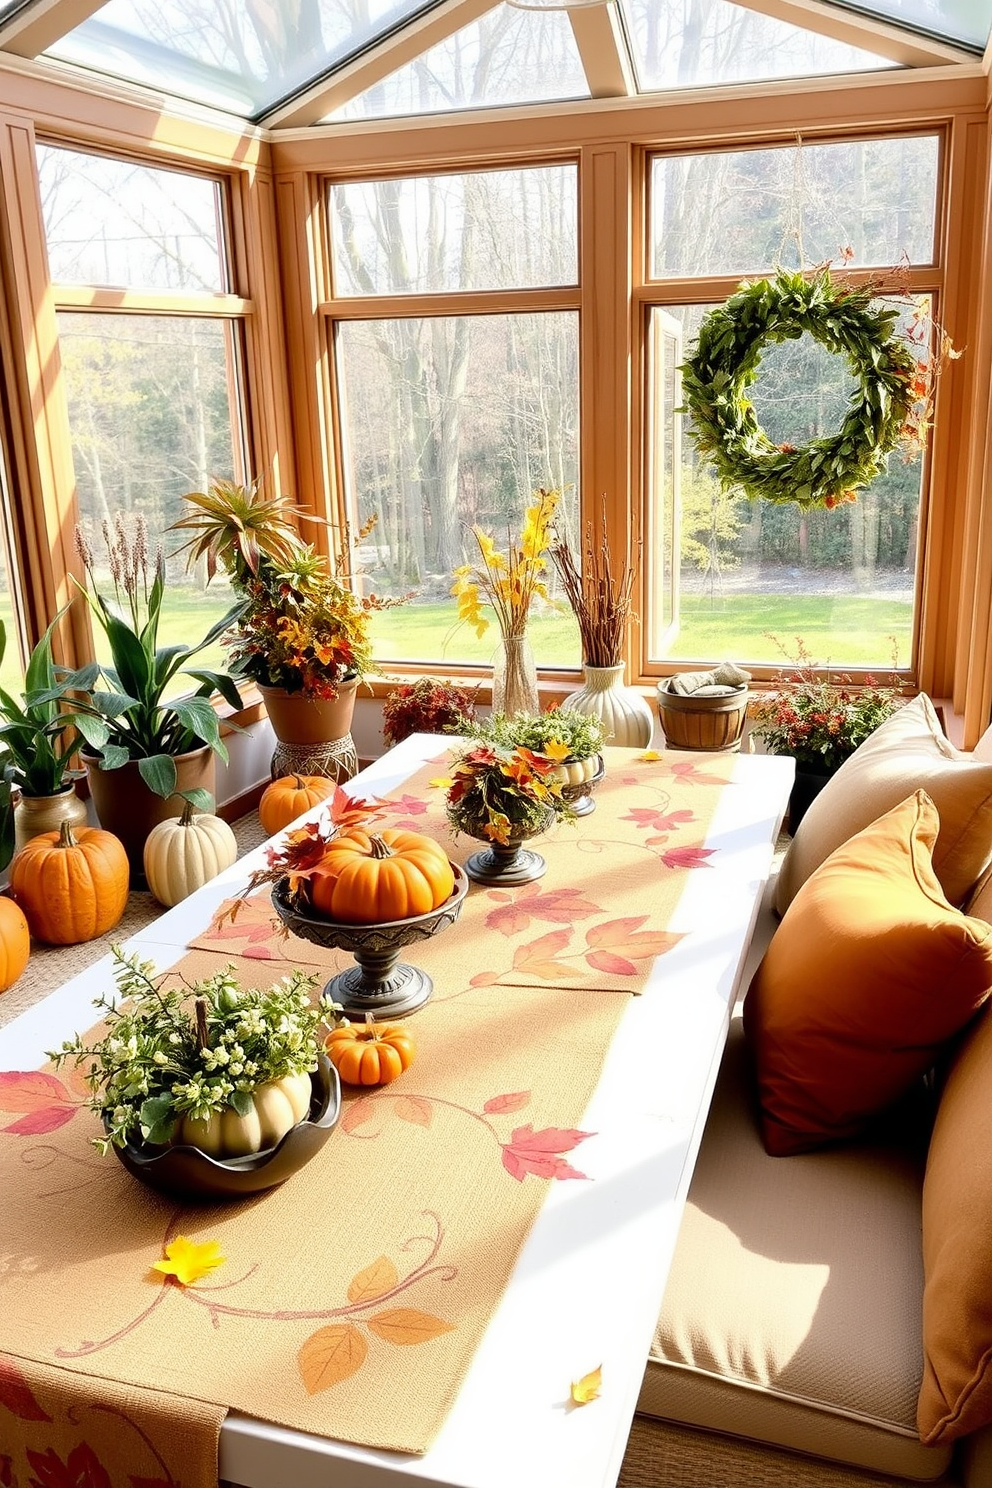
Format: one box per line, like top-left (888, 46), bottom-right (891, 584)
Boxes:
top-left (193, 749), bottom-right (737, 996)
top-left (0, 747), bottom-right (736, 1484)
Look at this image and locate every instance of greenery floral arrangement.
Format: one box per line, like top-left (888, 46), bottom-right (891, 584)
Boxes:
top-left (681, 265), bottom-right (954, 513)
top-left (62, 515), bottom-right (243, 801)
top-left (747, 637), bottom-right (901, 774)
top-left (439, 741), bottom-right (574, 845)
top-left (381, 676), bottom-right (478, 747)
top-left (50, 948), bottom-right (329, 1153)
top-left (174, 480), bottom-right (403, 701)
top-left (471, 707), bottom-right (604, 762)
top-left (551, 514), bottom-right (636, 667)
top-left (451, 487), bottom-right (560, 642)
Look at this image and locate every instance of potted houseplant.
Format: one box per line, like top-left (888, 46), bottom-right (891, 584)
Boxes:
top-left (49, 947), bottom-right (339, 1197)
top-left (381, 676), bottom-right (478, 748)
top-left (56, 515), bottom-right (244, 874)
top-left (747, 637), bottom-right (901, 830)
top-left (173, 481), bottom-right (396, 768)
top-left (0, 606), bottom-right (89, 852)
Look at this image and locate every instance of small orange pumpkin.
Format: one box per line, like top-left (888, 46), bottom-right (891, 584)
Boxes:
top-left (259, 774), bottom-right (337, 837)
top-left (11, 819), bottom-right (129, 945)
top-left (309, 829), bottom-right (454, 924)
top-left (0, 896), bottom-right (29, 992)
top-left (326, 1020), bottom-right (416, 1086)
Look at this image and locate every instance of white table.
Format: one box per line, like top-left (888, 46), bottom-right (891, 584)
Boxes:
top-left (0, 735), bottom-right (794, 1488)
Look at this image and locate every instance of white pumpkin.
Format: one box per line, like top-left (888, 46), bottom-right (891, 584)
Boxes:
top-left (555, 754), bottom-right (600, 786)
top-left (177, 1072), bottom-right (313, 1157)
top-left (143, 801), bottom-right (238, 907)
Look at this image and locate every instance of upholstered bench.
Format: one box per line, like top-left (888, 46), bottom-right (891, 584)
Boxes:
top-left (620, 694), bottom-right (992, 1488)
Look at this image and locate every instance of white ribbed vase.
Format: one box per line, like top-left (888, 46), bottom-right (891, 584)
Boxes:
top-left (562, 663), bottom-right (654, 748)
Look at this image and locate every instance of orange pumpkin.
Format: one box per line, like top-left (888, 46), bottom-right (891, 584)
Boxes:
top-left (326, 1020), bottom-right (416, 1086)
top-left (0, 896), bottom-right (29, 992)
top-left (11, 819), bottom-right (129, 945)
top-left (308, 829), bottom-right (455, 924)
top-left (259, 774), bottom-right (337, 837)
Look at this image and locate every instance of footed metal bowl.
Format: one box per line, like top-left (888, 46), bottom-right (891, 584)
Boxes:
top-left (558, 753), bottom-right (606, 817)
top-left (272, 864), bottom-right (469, 1019)
top-left (107, 1054), bottom-right (341, 1202)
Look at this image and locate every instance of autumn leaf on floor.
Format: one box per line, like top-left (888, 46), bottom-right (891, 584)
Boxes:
top-left (570, 1365), bottom-right (602, 1405)
top-left (501, 1123), bottom-right (593, 1181)
top-left (151, 1236), bottom-right (225, 1286)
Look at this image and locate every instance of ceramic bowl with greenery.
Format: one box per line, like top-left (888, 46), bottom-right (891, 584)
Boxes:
top-left (51, 949), bottom-right (335, 1160)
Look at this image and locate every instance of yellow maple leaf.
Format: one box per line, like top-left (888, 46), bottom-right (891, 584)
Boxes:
top-left (639, 750), bottom-right (663, 762)
top-left (429, 775), bottom-right (454, 790)
top-left (151, 1236), bottom-right (225, 1286)
top-left (570, 1365), bottom-right (602, 1405)
top-left (541, 740), bottom-right (571, 763)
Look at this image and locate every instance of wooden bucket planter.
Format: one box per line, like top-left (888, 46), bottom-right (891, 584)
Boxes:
top-left (656, 683), bottom-right (749, 752)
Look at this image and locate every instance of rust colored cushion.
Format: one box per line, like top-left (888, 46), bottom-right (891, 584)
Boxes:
top-left (919, 1004), bottom-right (992, 1444)
top-left (744, 790), bottom-right (992, 1157)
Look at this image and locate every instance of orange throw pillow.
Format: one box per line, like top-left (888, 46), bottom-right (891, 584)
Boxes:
top-left (744, 790), bottom-right (992, 1157)
top-left (919, 1003), bottom-right (992, 1444)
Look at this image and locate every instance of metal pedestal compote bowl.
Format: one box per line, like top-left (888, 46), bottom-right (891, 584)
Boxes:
top-left (558, 753), bottom-right (606, 817)
top-left (457, 806), bottom-right (556, 887)
top-left (272, 865), bottom-right (469, 1019)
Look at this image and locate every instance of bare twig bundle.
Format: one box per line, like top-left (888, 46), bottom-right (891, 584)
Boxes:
top-left (551, 516), bottom-right (636, 668)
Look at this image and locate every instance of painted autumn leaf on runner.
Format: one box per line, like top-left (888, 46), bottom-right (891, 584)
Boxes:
top-left (500, 1124), bottom-right (593, 1182)
top-left (0, 1355), bottom-right (52, 1421)
top-left (0, 1070), bottom-right (81, 1136)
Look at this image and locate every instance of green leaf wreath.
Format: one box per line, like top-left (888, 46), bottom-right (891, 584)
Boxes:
top-left (680, 267), bottom-right (920, 512)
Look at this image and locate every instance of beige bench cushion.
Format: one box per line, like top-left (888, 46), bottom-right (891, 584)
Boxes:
top-left (640, 1016), bottom-right (952, 1483)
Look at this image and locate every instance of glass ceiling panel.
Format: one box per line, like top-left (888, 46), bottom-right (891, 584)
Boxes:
top-left (623, 0), bottom-right (898, 92)
top-left (823, 0), bottom-right (990, 51)
top-left (45, 0), bottom-right (442, 118)
top-left (329, 4), bottom-right (587, 121)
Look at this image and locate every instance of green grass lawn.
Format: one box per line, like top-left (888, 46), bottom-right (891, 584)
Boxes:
top-left (0, 586), bottom-right (914, 704)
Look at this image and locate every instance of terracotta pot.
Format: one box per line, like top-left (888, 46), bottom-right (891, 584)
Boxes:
top-left (13, 784), bottom-right (88, 856)
top-left (259, 679), bottom-right (358, 746)
top-left (82, 745), bottom-right (216, 879)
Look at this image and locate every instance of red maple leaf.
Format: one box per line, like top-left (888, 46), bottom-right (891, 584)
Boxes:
top-left (0, 1357), bottom-right (51, 1422)
top-left (26, 1444), bottom-right (109, 1488)
top-left (500, 1124), bottom-right (593, 1181)
top-left (1, 1454), bottom-right (16, 1488)
top-left (660, 845), bottom-right (717, 870)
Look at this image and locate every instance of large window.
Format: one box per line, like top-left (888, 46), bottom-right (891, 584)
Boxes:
top-left (329, 166), bottom-right (581, 672)
top-left (36, 146), bottom-right (248, 678)
top-left (645, 134), bottom-right (941, 672)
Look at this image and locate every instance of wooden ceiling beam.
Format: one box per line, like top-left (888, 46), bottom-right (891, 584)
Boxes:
top-left (262, 0), bottom-right (501, 128)
top-left (568, 3), bottom-right (634, 99)
top-left (736, 0), bottom-right (975, 68)
top-left (0, 0), bottom-right (106, 60)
